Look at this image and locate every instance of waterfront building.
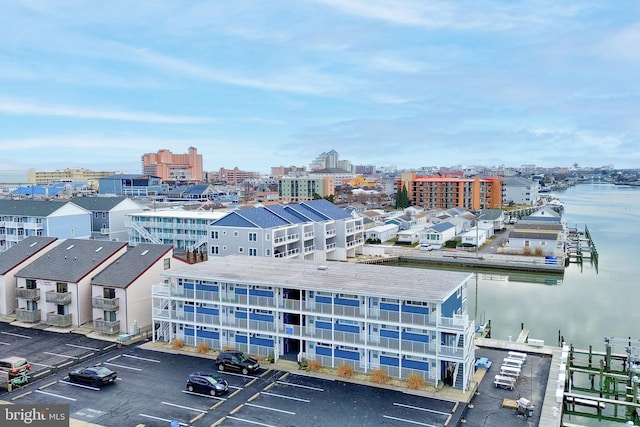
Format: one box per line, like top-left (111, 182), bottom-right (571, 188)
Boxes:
top-left (151, 255), bottom-right (476, 391)
top-left (278, 176), bottom-right (335, 203)
top-left (127, 209), bottom-right (227, 253)
top-left (502, 177), bottom-right (540, 206)
top-left (408, 174), bottom-right (503, 210)
top-left (207, 199), bottom-right (364, 262)
top-left (70, 197), bottom-right (144, 242)
top-left (27, 168), bottom-right (119, 187)
top-left (0, 199), bottom-right (91, 252)
top-left (142, 147), bottom-right (204, 183)
top-left (14, 239), bottom-right (127, 327)
top-left (0, 236), bottom-right (58, 316)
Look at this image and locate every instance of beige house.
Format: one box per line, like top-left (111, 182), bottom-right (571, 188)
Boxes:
top-left (14, 239), bottom-right (128, 328)
top-left (90, 243), bottom-right (186, 336)
top-left (0, 236), bottom-right (59, 316)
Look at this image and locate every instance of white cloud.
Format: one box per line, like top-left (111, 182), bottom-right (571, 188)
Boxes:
top-left (0, 97), bottom-right (214, 124)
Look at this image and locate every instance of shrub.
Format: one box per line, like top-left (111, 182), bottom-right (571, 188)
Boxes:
top-left (370, 369), bottom-right (389, 384)
top-left (307, 360), bottom-right (321, 372)
top-left (522, 247), bottom-right (533, 256)
top-left (196, 342), bottom-right (209, 353)
top-left (534, 247), bottom-right (544, 256)
top-left (171, 338), bottom-right (184, 349)
top-left (337, 364), bottom-right (354, 378)
top-left (298, 358), bottom-right (308, 370)
top-left (406, 374), bottom-right (426, 390)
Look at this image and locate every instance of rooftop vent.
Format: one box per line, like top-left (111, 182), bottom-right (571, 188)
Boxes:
top-left (317, 265), bottom-right (328, 270)
top-left (95, 246), bottom-right (103, 252)
top-left (66, 244), bottom-right (74, 250)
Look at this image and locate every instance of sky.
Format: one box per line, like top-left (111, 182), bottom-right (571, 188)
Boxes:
top-left (1, 1), bottom-right (639, 175)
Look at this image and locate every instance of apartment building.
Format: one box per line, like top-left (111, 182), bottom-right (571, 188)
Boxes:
top-left (127, 209), bottom-right (228, 253)
top-left (503, 177), bottom-right (540, 206)
top-left (0, 200), bottom-right (91, 252)
top-left (151, 255), bottom-right (475, 391)
top-left (210, 167), bottom-right (261, 184)
top-left (142, 147), bottom-right (203, 183)
top-left (278, 176), bottom-right (335, 203)
top-left (207, 199), bottom-right (364, 262)
top-left (27, 168), bottom-right (119, 186)
top-left (14, 239), bottom-right (127, 328)
top-left (70, 197), bottom-right (144, 242)
top-left (408, 175), bottom-right (504, 210)
top-left (98, 174), bottom-right (166, 196)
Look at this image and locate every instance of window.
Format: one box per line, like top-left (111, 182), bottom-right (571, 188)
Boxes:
top-left (164, 258), bottom-right (170, 269)
top-left (211, 246), bottom-right (219, 255)
top-left (249, 248), bottom-right (257, 256)
top-left (104, 311), bottom-right (116, 321)
top-left (211, 231), bottom-right (219, 239)
top-left (249, 232), bottom-right (257, 242)
top-left (233, 231), bottom-right (239, 237)
top-left (238, 247), bottom-right (244, 253)
top-left (406, 300), bottom-right (427, 306)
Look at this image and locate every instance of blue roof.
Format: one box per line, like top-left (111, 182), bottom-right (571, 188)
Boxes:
top-left (429, 222), bottom-right (455, 232)
top-left (11, 186), bottom-right (63, 196)
top-left (266, 205), bottom-right (310, 224)
top-left (302, 199), bottom-right (352, 220)
top-left (212, 207), bottom-right (291, 229)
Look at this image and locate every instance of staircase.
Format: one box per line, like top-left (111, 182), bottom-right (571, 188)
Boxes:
top-left (129, 221), bottom-right (161, 244)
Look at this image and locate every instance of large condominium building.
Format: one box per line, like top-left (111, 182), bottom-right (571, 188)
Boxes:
top-left (278, 176), bottom-right (335, 203)
top-left (209, 167), bottom-right (261, 184)
top-left (27, 168), bottom-right (120, 186)
top-left (207, 199), bottom-right (364, 262)
top-left (409, 175), bottom-right (504, 210)
top-left (127, 209), bottom-right (228, 253)
top-left (151, 255), bottom-right (476, 391)
top-left (142, 147), bottom-right (204, 183)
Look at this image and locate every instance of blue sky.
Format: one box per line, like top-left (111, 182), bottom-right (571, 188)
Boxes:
top-left (1, 1), bottom-right (639, 174)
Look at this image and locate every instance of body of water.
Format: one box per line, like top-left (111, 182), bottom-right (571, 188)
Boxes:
top-left (468, 183), bottom-right (639, 351)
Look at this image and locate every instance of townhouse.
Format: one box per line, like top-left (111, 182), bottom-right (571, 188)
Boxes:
top-left (151, 255), bottom-right (476, 391)
top-left (90, 243), bottom-right (184, 336)
top-left (14, 239), bottom-right (127, 327)
top-left (69, 196), bottom-right (144, 242)
top-left (207, 199), bottom-right (364, 262)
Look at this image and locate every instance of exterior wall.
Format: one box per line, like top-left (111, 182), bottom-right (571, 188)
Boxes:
top-left (92, 286), bottom-right (127, 335)
top-left (142, 147), bottom-right (203, 182)
top-left (410, 176), bottom-right (503, 210)
top-left (278, 177), bottom-right (335, 203)
top-left (420, 226), bottom-right (456, 246)
top-left (152, 277), bottom-right (474, 391)
top-left (46, 205), bottom-right (92, 239)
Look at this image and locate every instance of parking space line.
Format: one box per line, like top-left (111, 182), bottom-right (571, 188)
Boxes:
top-left (245, 403), bottom-right (295, 415)
top-left (35, 389), bottom-right (77, 401)
top-left (393, 402), bottom-right (451, 416)
top-left (29, 362), bottom-right (54, 368)
top-left (275, 380), bottom-right (324, 391)
top-left (66, 343), bottom-right (100, 351)
top-left (226, 415), bottom-right (276, 427)
top-left (104, 362), bottom-right (142, 371)
top-left (44, 351), bottom-right (78, 360)
top-left (59, 380), bottom-right (100, 391)
top-left (78, 352), bottom-right (95, 360)
top-left (229, 385), bottom-right (244, 390)
top-left (122, 354), bottom-right (160, 363)
top-left (1, 331), bottom-right (31, 338)
top-left (382, 415), bottom-right (438, 426)
top-left (219, 371), bottom-right (259, 379)
top-left (11, 391), bottom-right (32, 401)
top-left (261, 391), bottom-right (310, 403)
top-left (0, 341), bottom-right (10, 345)
top-left (106, 355), bottom-right (121, 362)
top-left (139, 414), bottom-right (188, 426)
top-left (181, 390), bottom-right (226, 401)
top-left (162, 401), bottom-right (207, 413)
top-left (103, 343), bottom-right (117, 351)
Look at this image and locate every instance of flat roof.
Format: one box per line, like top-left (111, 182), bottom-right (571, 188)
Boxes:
top-left (163, 255), bottom-right (473, 302)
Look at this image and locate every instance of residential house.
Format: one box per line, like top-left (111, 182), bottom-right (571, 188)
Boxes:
top-left (151, 255), bottom-right (476, 391)
top-left (90, 243), bottom-right (185, 336)
top-left (364, 223), bottom-right (399, 243)
top-left (505, 208), bottom-right (564, 256)
top-left (207, 199), bottom-right (364, 262)
top-left (69, 197), bottom-right (144, 242)
top-left (166, 184), bottom-right (219, 202)
top-left (98, 174), bottom-right (166, 196)
top-left (503, 177), bottom-right (540, 206)
top-left (0, 236), bottom-right (58, 316)
top-left (419, 222), bottom-right (456, 247)
top-left (0, 199), bottom-right (91, 252)
top-left (395, 226), bottom-right (425, 244)
top-left (14, 239), bottom-right (127, 327)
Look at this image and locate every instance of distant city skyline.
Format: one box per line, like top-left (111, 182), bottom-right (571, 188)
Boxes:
top-left (1, 1), bottom-right (638, 174)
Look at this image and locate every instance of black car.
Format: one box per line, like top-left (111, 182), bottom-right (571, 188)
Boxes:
top-left (216, 350), bottom-right (260, 375)
top-left (68, 366), bottom-right (117, 387)
top-left (186, 372), bottom-right (229, 396)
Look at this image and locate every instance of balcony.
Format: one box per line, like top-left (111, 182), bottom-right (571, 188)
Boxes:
top-left (15, 308), bottom-right (41, 323)
top-left (92, 296), bottom-right (120, 311)
top-left (94, 319), bottom-right (120, 335)
top-left (16, 287), bottom-right (40, 301)
top-left (46, 312), bottom-right (73, 328)
top-left (46, 291), bottom-right (72, 305)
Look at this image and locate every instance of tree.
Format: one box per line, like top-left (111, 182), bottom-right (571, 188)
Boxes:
top-left (395, 184), bottom-right (410, 209)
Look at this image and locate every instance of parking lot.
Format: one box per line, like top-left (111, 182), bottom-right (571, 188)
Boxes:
top-left (1, 323), bottom-right (466, 426)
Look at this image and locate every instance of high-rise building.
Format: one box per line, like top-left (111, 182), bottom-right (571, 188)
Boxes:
top-left (407, 174), bottom-right (503, 210)
top-left (142, 147), bottom-right (203, 183)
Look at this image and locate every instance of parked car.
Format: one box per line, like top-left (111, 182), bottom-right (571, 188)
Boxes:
top-left (0, 356), bottom-right (31, 377)
top-left (216, 350), bottom-right (260, 375)
top-left (186, 372), bottom-right (229, 396)
top-left (68, 366), bottom-right (117, 386)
